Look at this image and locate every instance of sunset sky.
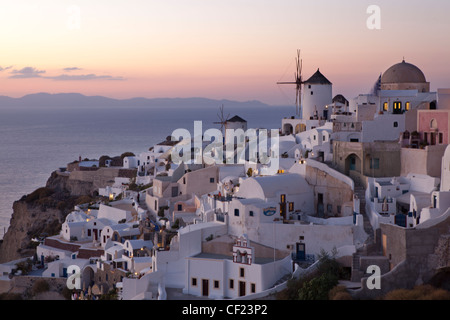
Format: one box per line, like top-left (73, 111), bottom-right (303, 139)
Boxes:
top-left (0, 0), bottom-right (449, 105)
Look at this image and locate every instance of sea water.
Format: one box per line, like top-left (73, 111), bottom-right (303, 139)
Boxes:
top-left (0, 104), bottom-right (292, 238)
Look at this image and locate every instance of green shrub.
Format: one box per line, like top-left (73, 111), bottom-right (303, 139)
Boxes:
top-left (120, 152), bottom-right (135, 160)
top-left (329, 285), bottom-right (353, 300)
top-left (99, 289), bottom-right (118, 300)
top-left (298, 273), bottom-right (338, 300)
top-left (384, 285), bottom-right (450, 300)
top-left (276, 248), bottom-right (347, 300)
top-left (15, 259), bottom-right (32, 275)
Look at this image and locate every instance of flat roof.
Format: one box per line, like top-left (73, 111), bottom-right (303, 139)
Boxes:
top-left (190, 252), bottom-right (283, 265)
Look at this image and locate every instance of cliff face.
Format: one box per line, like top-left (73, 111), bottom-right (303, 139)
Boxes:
top-left (0, 171), bottom-right (94, 263)
top-left (0, 201), bottom-right (63, 263)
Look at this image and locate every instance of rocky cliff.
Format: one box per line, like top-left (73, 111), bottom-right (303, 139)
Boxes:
top-left (0, 167), bottom-right (137, 263)
top-left (0, 171), bottom-right (95, 263)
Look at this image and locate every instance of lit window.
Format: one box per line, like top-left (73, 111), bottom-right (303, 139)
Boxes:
top-left (383, 102), bottom-right (388, 111)
top-left (405, 102), bottom-right (411, 111)
top-left (394, 101), bottom-right (402, 111)
top-left (289, 202), bottom-right (294, 212)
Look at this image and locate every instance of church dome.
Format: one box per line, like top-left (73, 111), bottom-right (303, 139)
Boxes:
top-left (381, 60), bottom-right (427, 84)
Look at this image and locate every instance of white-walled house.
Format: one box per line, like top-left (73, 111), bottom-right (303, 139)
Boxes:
top-left (42, 257), bottom-right (91, 279)
top-left (100, 237), bottom-right (153, 275)
top-left (419, 145), bottom-right (450, 223)
top-left (234, 173), bottom-right (314, 214)
top-left (61, 210), bottom-right (91, 241)
top-left (98, 177), bottom-right (131, 199)
top-left (100, 222), bottom-right (139, 247)
top-left (183, 235), bottom-right (292, 299)
top-left (123, 142), bottom-right (175, 177)
top-left (214, 173), bottom-right (363, 262)
top-left (145, 165), bottom-right (219, 220)
top-left (366, 174), bottom-right (440, 229)
top-left (441, 144), bottom-right (450, 192)
top-left (97, 199), bottom-right (139, 223)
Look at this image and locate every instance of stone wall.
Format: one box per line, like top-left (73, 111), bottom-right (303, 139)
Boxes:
top-left (7, 275), bottom-right (68, 298)
top-left (352, 210), bottom-right (450, 299)
top-left (400, 145), bottom-right (447, 178)
top-left (304, 164), bottom-right (354, 217)
top-left (93, 263), bottom-right (127, 292)
top-left (333, 141), bottom-right (401, 179)
top-left (68, 168), bottom-right (137, 196)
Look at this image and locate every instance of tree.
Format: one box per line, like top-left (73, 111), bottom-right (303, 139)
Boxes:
top-left (99, 155), bottom-right (111, 167)
top-left (120, 152), bottom-right (135, 160)
top-left (298, 273), bottom-right (338, 300)
top-left (276, 248), bottom-right (348, 300)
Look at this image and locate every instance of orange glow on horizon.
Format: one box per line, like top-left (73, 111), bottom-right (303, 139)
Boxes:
top-left (1, 1), bottom-right (449, 105)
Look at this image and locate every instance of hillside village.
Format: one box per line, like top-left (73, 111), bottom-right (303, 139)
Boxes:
top-left (1, 59), bottom-right (450, 300)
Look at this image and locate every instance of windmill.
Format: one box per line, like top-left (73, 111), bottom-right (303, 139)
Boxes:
top-left (214, 104), bottom-right (230, 136)
top-left (277, 49), bottom-right (304, 118)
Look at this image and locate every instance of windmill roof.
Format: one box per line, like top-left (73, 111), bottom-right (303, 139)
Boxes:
top-left (227, 115), bottom-right (247, 123)
top-left (304, 69), bottom-right (332, 85)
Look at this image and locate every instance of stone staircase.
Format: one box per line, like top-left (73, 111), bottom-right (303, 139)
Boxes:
top-left (354, 183), bottom-right (375, 247)
top-left (351, 180), bottom-right (379, 282)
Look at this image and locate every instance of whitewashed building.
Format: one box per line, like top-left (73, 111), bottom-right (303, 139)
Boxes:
top-left (183, 234), bottom-right (292, 299)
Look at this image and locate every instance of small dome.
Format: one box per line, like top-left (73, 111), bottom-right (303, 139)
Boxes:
top-left (381, 60), bottom-right (426, 84)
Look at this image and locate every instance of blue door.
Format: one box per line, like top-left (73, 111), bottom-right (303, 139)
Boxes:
top-left (350, 156), bottom-right (356, 171)
top-left (395, 214), bottom-right (407, 228)
top-left (62, 268), bottom-right (68, 278)
top-left (296, 243), bottom-right (306, 261)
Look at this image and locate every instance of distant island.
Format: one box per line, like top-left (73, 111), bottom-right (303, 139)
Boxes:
top-left (0, 92), bottom-right (275, 109)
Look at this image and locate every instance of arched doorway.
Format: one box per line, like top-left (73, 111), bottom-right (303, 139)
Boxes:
top-left (283, 123), bottom-right (293, 135)
top-left (82, 266), bottom-right (95, 290)
top-left (345, 153), bottom-right (361, 175)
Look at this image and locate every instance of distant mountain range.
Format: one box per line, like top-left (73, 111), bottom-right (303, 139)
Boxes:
top-left (0, 92), bottom-right (274, 108)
